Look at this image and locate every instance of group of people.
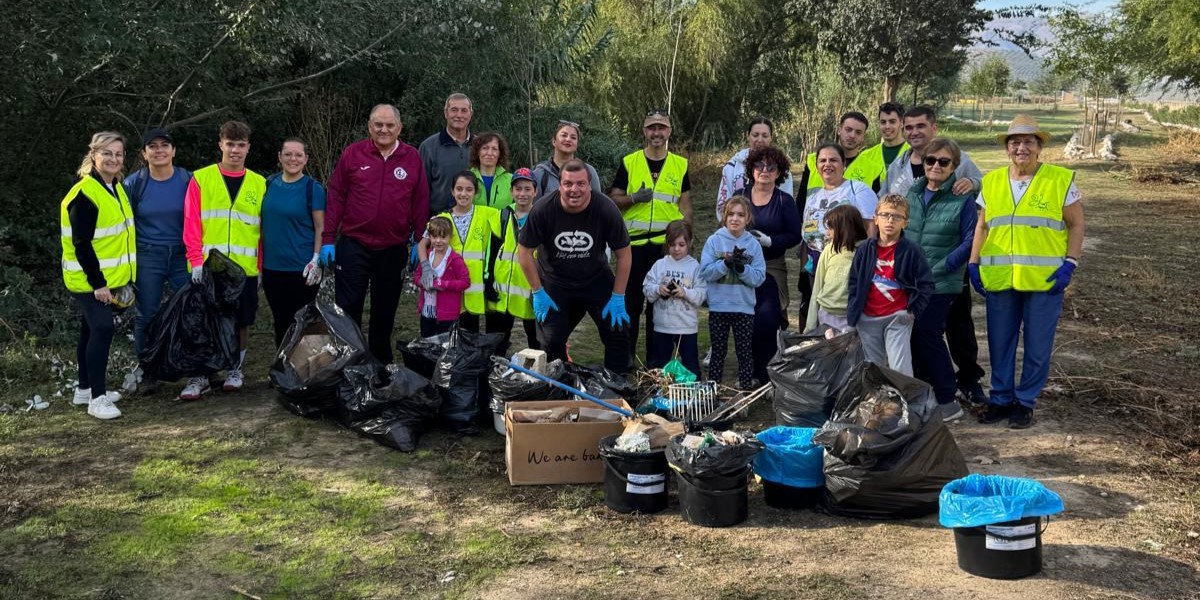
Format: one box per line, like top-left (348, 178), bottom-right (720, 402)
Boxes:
top-left (61, 93), bottom-right (1083, 432)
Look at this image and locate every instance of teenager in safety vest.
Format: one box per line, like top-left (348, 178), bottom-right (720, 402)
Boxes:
top-left (967, 115), bottom-right (1085, 430)
top-left (861, 102), bottom-right (910, 193)
top-left (800, 111), bottom-right (882, 192)
top-left (609, 109), bottom-right (692, 361)
top-left (419, 170), bottom-right (500, 332)
top-left (484, 167), bottom-right (540, 357)
top-left (180, 121), bottom-right (266, 401)
top-left (62, 131), bottom-right (137, 420)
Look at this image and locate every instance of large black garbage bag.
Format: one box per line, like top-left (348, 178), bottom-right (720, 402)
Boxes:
top-left (269, 302), bottom-right (372, 405)
top-left (814, 362), bottom-right (969, 519)
top-left (487, 359), bottom-right (572, 414)
top-left (335, 364), bottom-right (442, 452)
top-left (564, 363), bottom-right (637, 401)
top-left (665, 432), bottom-right (765, 477)
top-left (398, 333), bottom-right (451, 380)
top-left (768, 330), bottom-right (865, 427)
top-left (276, 395), bottom-right (324, 419)
top-left (139, 249), bottom-right (245, 381)
top-left (432, 327), bottom-right (505, 427)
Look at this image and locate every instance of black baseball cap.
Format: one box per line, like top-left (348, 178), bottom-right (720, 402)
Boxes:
top-left (141, 128), bottom-right (173, 146)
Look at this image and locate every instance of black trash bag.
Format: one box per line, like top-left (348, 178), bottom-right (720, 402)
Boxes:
top-left (564, 363), bottom-right (637, 401)
top-left (398, 333), bottom-right (451, 380)
top-left (139, 249), bottom-right (245, 381)
top-left (432, 327), bottom-right (506, 427)
top-left (276, 394), bottom-right (325, 419)
top-left (487, 359), bottom-right (572, 414)
top-left (269, 302), bottom-right (372, 404)
top-left (768, 329), bottom-right (865, 427)
top-left (665, 432), bottom-right (765, 478)
top-left (814, 362), bottom-right (969, 519)
top-left (335, 363), bottom-right (442, 452)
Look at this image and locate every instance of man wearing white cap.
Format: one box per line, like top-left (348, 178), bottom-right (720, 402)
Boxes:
top-left (968, 114), bottom-right (1085, 429)
top-left (610, 109), bottom-right (692, 362)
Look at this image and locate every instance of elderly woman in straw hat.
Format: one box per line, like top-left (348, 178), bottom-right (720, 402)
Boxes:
top-left (967, 114), bottom-right (1085, 429)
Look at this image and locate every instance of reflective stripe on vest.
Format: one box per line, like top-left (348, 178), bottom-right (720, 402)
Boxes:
top-left (978, 164), bottom-right (1073, 292)
top-left (622, 150), bottom-right (687, 246)
top-left (437, 206), bottom-right (500, 315)
top-left (193, 164), bottom-right (266, 277)
top-left (487, 210), bottom-right (533, 319)
top-left (60, 177), bottom-right (138, 293)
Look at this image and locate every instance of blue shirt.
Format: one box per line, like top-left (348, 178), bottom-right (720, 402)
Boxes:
top-left (261, 174), bottom-right (327, 271)
top-left (126, 167), bottom-right (190, 246)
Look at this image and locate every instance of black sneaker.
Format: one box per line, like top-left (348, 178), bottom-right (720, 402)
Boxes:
top-left (979, 403), bottom-right (1012, 424)
top-left (960, 380), bottom-right (988, 405)
top-left (1008, 404), bottom-right (1034, 429)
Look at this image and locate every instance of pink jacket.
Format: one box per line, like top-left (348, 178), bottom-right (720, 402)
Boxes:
top-left (414, 250), bottom-right (470, 321)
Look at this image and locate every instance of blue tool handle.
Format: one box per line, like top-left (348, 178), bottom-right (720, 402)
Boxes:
top-left (499, 358), bottom-right (635, 418)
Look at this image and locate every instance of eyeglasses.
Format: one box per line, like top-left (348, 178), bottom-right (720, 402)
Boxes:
top-left (754, 162), bottom-right (778, 173)
top-left (923, 156), bottom-right (953, 167)
top-left (877, 212), bottom-right (908, 222)
top-left (98, 151), bottom-right (126, 159)
top-left (1006, 139), bottom-right (1039, 148)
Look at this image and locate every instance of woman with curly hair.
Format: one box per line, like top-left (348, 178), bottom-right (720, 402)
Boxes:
top-left (469, 132), bottom-right (514, 210)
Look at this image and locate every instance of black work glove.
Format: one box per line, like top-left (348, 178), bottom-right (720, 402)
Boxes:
top-left (485, 281), bottom-right (500, 303)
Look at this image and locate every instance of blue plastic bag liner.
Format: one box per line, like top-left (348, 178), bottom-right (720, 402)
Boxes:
top-left (753, 426), bottom-right (824, 488)
top-left (939, 474), bottom-right (1065, 528)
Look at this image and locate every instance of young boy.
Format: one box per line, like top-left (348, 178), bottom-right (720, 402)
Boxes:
top-left (847, 194), bottom-right (934, 376)
top-left (485, 167), bottom-right (540, 356)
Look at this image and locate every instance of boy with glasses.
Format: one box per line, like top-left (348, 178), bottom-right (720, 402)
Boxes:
top-left (847, 194), bottom-right (934, 376)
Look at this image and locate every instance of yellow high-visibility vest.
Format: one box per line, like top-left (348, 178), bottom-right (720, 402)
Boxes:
top-left (194, 164), bottom-right (266, 277)
top-left (621, 150), bottom-right (687, 246)
top-left (805, 149), bottom-right (882, 191)
top-left (979, 164), bottom-right (1074, 292)
top-left (487, 207), bottom-right (533, 319)
top-left (60, 177), bottom-right (137, 293)
top-left (437, 205), bottom-right (500, 315)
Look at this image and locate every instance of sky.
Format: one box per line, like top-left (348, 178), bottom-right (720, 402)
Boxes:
top-left (978, 0), bottom-right (1117, 10)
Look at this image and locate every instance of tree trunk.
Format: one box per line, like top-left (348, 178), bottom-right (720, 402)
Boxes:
top-left (882, 76), bottom-right (900, 103)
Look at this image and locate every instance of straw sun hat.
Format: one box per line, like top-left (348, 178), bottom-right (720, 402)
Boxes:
top-left (997, 114), bottom-right (1051, 145)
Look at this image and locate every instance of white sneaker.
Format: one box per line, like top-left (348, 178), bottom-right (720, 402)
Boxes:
top-left (180, 377), bottom-right (210, 401)
top-left (702, 349), bottom-right (711, 369)
top-left (73, 387), bottom-right (91, 405)
top-left (940, 400), bottom-right (965, 423)
top-left (223, 370), bottom-right (244, 392)
top-left (88, 393), bottom-right (122, 420)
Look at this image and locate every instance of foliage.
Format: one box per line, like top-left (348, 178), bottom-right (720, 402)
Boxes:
top-left (789, 0), bottom-right (990, 102)
top-left (1119, 0), bottom-right (1200, 91)
top-left (1046, 9), bottom-right (1129, 106)
top-left (963, 56), bottom-right (1012, 100)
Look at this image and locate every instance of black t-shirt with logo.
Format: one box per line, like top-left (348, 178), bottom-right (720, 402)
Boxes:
top-left (519, 191), bottom-right (631, 290)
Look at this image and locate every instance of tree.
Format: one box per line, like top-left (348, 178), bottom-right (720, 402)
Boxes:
top-left (963, 55), bottom-right (1011, 119)
top-left (1046, 8), bottom-right (1131, 153)
top-left (789, 0), bottom-right (989, 102)
top-left (1120, 0), bottom-right (1200, 92)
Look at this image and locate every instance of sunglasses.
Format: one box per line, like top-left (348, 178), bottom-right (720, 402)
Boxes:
top-left (645, 109), bottom-right (669, 117)
top-left (754, 162), bottom-right (778, 173)
top-left (923, 156), bottom-right (953, 167)
top-left (557, 119), bottom-right (580, 129)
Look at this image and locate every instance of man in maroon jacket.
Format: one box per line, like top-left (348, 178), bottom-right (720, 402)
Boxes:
top-left (321, 104), bottom-right (430, 362)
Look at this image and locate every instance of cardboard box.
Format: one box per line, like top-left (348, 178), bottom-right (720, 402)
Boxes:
top-left (505, 400), bottom-right (630, 485)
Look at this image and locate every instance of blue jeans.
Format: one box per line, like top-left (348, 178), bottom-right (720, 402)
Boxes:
top-left (134, 243), bottom-right (190, 356)
top-left (985, 289), bottom-right (1064, 408)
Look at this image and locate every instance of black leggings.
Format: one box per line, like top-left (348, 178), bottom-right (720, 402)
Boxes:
top-left (75, 293), bottom-right (115, 397)
top-left (708, 311), bottom-right (754, 388)
top-left (262, 269), bottom-right (319, 348)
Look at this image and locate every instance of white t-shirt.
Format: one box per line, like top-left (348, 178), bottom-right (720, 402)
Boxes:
top-left (421, 250), bottom-right (449, 318)
top-left (451, 208), bottom-right (473, 244)
top-left (803, 179), bottom-right (878, 252)
top-left (975, 179), bottom-right (1081, 208)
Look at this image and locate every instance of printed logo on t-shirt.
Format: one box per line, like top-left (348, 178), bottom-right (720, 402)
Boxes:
top-left (393, 167), bottom-right (408, 180)
top-left (872, 258), bottom-right (902, 302)
top-left (553, 230), bottom-right (594, 257)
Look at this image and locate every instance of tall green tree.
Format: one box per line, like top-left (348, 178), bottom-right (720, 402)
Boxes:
top-left (1120, 0), bottom-right (1200, 91)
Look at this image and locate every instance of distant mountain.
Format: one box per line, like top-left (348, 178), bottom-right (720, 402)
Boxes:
top-left (968, 15), bottom-right (1051, 85)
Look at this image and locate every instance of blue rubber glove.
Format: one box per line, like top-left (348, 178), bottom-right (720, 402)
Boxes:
top-left (967, 263), bottom-right (985, 296)
top-left (532, 288), bottom-right (559, 323)
top-left (1045, 260), bottom-right (1076, 294)
top-left (319, 244), bottom-right (336, 267)
top-left (602, 293), bottom-right (630, 329)
top-left (408, 242), bottom-right (420, 270)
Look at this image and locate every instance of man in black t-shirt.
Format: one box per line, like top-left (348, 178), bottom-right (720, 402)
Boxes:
top-left (518, 160), bottom-right (633, 373)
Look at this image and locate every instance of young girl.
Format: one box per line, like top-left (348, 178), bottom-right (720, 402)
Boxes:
top-left (484, 167), bottom-right (540, 356)
top-left (643, 220), bottom-right (707, 376)
top-left (699, 196), bottom-right (766, 389)
top-left (421, 170), bottom-right (500, 331)
top-left (805, 204), bottom-right (868, 336)
top-left (414, 217), bottom-right (470, 337)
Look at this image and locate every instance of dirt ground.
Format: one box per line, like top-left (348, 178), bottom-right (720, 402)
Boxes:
top-left (1, 109), bottom-right (1198, 599)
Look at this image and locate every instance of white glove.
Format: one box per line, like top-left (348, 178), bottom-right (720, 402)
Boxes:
top-left (420, 259), bottom-right (435, 289)
top-left (750, 229), bottom-right (772, 248)
top-left (303, 253), bottom-right (321, 286)
top-left (191, 266), bottom-right (203, 284)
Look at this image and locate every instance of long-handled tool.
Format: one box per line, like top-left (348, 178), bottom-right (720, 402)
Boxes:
top-left (697, 382), bottom-right (773, 424)
top-left (495, 357), bottom-right (635, 418)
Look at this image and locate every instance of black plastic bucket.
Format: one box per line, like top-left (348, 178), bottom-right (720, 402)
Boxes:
top-left (599, 435), bottom-right (670, 514)
top-left (676, 466), bottom-right (750, 527)
top-left (761, 479), bottom-right (821, 510)
top-left (953, 516), bottom-right (1047, 579)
